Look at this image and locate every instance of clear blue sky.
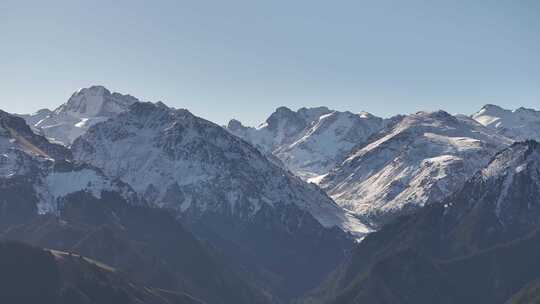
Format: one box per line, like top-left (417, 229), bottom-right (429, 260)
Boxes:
top-left (1, 0), bottom-right (539, 126)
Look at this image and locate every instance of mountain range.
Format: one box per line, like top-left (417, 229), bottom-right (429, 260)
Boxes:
top-left (1, 108), bottom-right (269, 304)
top-left (302, 141), bottom-right (540, 304)
top-left (2, 85), bottom-right (539, 303)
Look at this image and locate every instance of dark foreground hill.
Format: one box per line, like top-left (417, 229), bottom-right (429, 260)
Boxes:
top-left (0, 241), bottom-right (204, 304)
top-left (2, 191), bottom-right (272, 304)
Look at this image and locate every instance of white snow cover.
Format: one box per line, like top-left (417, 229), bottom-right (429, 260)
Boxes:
top-left (72, 102), bottom-right (371, 236)
top-left (227, 107), bottom-right (385, 179)
top-left (1, 111), bottom-right (133, 215)
top-left (36, 169), bottom-right (114, 214)
top-left (320, 110), bottom-right (513, 223)
top-left (42, 169), bottom-right (107, 200)
top-left (20, 86), bottom-right (139, 145)
top-left (472, 104), bottom-right (540, 142)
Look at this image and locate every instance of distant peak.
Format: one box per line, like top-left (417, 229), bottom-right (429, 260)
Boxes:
top-left (275, 106), bottom-right (294, 113)
top-left (297, 106), bottom-right (333, 121)
top-left (476, 104), bottom-right (508, 116)
top-left (515, 106), bottom-right (539, 114)
top-left (472, 104), bottom-right (511, 118)
top-left (155, 101), bottom-right (169, 108)
top-left (415, 110), bottom-right (453, 119)
top-left (86, 85), bottom-right (109, 92)
top-left (71, 85), bottom-right (110, 97)
top-left (227, 118), bottom-right (244, 130)
top-left (35, 108), bottom-right (53, 115)
top-left (173, 107), bottom-right (194, 118)
top-left (128, 101), bottom-right (191, 120)
top-left (267, 106), bottom-right (296, 121)
top-left (359, 111), bottom-right (375, 119)
top-left (432, 109), bottom-right (453, 117)
top-left (297, 106), bottom-right (330, 113)
top-left (481, 104), bottom-right (504, 111)
top-left (57, 86), bottom-right (139, 118)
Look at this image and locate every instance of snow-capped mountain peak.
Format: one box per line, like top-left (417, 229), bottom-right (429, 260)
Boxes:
top-left (72, 101), bottom-right (370, 236)
top-left (70, 101), bottom-right (369, 298)
top-left (19, 86), bottom-right (140, 145)
top-left (296, 106), bottom-right (332, 123)
top-left (358, 111), bottom-right (375, 119)
top-left (227, 106), bottom-right (385, 179)
top-left (472, 104), bottom-right (540, 142)
top-left (55, 85), bottom-right (139, 118)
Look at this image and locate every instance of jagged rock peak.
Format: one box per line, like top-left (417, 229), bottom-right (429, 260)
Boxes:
top-left (266, 106), bottom-right (333, 125)
top-left (267, 106), bottom-right (297, 122)
top-left (415, 109), bottom-right (455, 119)
top-left (515, 106), bottom-right (539, 114)
top-left (359, 111), bottom-right (376, 118)
top-left (71, 85), bottom-right (110, 96)
top-left (55, 85), bottom-right (140, 118)
top-left (127, 101), bottom-right (196, 124)
top-left (480, 103), bottom-right (505, 111)
top-left (297, 106), bottom-right (332, 120)
top-left (472, 104), bottom-right (540, 142)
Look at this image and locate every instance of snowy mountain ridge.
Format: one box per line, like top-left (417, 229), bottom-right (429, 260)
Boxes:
top-left (71, 101), bottom-right (370, 236)
top-left (68, 99), bottom-right (370, 298)
top-left (56, 85), bottom-right (139, 118)
top-left (227, 106), bottom-right (385, 179)
top-left (13, 85), bottom-right (539, 231)
top-left (472, 104), bottom-right (540, 142)
top-left (7, 85), bottom-right (540, 303)
top-left (319, 110), bottom-right (513, 225)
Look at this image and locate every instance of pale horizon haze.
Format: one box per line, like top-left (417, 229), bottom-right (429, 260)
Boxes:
top-left (1, 0), bottom-right (539, 126)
